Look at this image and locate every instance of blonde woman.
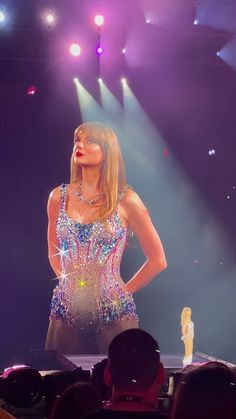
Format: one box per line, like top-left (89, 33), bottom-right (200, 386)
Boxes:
top-left (45, 122), bottom-right (167, 354)
top-left (181, 307), bottom-right (194, 366)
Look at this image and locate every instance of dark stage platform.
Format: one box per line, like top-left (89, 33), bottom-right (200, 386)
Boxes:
top-left (1, 351), bottom-right (235, 373)
top-left (66, 353), bottom-right (208, 373)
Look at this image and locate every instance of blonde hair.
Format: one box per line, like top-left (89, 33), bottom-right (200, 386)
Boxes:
top-left (70, 122), bottom-right (127, 220)
top-left (181, 307), bottom-right (192, 327)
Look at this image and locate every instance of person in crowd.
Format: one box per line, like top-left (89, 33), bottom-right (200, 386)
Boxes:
top-left (88, 328), bottom-right (166, 419)
top-left (50, 381), bottom-right (102, 419)
top-left (170, 361), bottom-right (236, 419)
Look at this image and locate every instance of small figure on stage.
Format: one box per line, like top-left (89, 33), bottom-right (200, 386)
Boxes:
top-left (181, 306), bottom-right (194, 366)
top-left (45, 122), bottom-right (167, 354)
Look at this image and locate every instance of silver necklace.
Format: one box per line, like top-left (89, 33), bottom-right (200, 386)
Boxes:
top-left (76, 182), bottom-right (103, 205)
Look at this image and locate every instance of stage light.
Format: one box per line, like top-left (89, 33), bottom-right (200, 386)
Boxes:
top-left (0, 10), bottom-right (5, 22)
top-left (121, 78), bottom-right (127, 84)
top-left (96, 46), bottom-right (103, 55)
top-left (216, 51), bottom-right (220, 57)
top-left (46, 13), bottom-right (55, 24)
top-left (122, 48), bottom-right (126, 54)
top-left (27, 85), bottom-right (36, 95)
top-left (70, 43), bottom-right (81, 57)
top-left (73, 78), bottom-right (79, 83)
top-left (145, 18), bottom-right (150, 24)
top-left (194, 19), bottom-right (199, 25)
top-left (208, 149), bottom-right (216, 156)
top-left (94, 15), bottom-right (104, 27)
top-left (98, 78), bottom-right (103, 83)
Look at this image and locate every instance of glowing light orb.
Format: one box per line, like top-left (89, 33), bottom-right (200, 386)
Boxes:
top-left (70, 43), bottom-right (81, 56)
top-left (208, 149), bottom-right (216, 156)
top-left (97, 46), bottom-right (103, 54)
top-left (46, 13), bottom-right (55, 24)
top-left (122, 48), bottom-right (126, 54)
top-left (194, 19), bottom-right (199, 25)
top-left (0, 11), bottom-right (5, 22)
top-left (27, 85), bottom-right (36, 95)
top-left (94, 15), bottom-right (104, 27)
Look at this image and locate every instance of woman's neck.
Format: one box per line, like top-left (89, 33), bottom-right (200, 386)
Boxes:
top-left (81, 167), bottom-right (101, 195)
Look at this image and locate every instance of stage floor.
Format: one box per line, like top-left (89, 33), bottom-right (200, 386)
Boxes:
top-left (66, 353), bottom-right (207, 372)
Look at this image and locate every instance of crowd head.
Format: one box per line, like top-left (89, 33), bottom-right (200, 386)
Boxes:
top-left (106, 328), bottom-right (163, 392)
top-left (171, 361), bottom-right (236, 419)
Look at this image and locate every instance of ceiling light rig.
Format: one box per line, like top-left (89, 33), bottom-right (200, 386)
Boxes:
top-left (94, 15), bottom-right (104, 29)
top-left (94, 14), bottom-right (104, 80)
top-left (70, 43), bottom-right (81, 57)
top-left (46, 13), bottom-right (55, 25)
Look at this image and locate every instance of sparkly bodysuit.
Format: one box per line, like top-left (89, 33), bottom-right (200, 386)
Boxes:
top-left (50, 184), bottom-right (138, 338)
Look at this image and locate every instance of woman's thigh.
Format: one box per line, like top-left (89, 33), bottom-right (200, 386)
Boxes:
top-left (96, 317), bottom-right (139, 353)
top-left (45, 318), bottom-right (94, 354)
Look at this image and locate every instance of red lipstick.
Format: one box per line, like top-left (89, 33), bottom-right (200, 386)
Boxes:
top-left (75, 151), bottom-right (84, 157)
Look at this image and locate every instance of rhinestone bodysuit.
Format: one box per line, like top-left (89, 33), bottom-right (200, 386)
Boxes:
top-left (50, 184), bottom-right (138, 337)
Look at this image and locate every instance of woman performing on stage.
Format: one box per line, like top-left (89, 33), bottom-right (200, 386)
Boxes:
top-left (45, 122), bottom-right (167, 353)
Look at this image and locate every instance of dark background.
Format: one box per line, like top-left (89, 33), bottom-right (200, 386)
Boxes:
top-left (0, 0), bottom-right (236, 361)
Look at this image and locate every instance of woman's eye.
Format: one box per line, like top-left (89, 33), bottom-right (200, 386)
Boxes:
top-left (87, 138), bottom-right (95, 144)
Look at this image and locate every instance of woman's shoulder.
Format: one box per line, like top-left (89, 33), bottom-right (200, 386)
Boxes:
top-left (48, 183), bottom-right (69, 203)
top-left (48, 183), bottom-right (78, 202)
top-left (119, 188), bottom-right (149, 224)
top-left (121, 187), bottom-right (146, 211)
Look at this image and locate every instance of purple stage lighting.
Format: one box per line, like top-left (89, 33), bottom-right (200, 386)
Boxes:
top-left (0, 10), bottom-right (5, 22)
top-left (70, 43), bottom-right (81, 57)
top-left (27, 85), bottom-right (36, 96)
top-left (46, 13), bottom-right (55, 24)
top-left (97, 46), bottom-right (103, 55)
top-left (94, 15), bottom-right (104, 27)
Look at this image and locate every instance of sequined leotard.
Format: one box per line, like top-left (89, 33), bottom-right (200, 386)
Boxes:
top-left (50, 184), bottom-right (138, 337)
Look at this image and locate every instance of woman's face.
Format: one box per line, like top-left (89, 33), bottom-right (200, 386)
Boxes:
top-left (73, 130), bottom-right (104, 168)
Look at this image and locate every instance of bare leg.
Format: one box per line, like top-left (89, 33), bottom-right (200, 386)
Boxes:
top-left (96, 317), bottom-right (139, 353)
top-left (186, 339), bottom-right (193, 358)
top-left (45, 318), bottom-right (95, 354)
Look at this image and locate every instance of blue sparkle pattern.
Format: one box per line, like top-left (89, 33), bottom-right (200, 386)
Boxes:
top-left (50, 184), bottom-right (138, 334)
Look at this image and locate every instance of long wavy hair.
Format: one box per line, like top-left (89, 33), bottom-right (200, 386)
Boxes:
top-left (181, 307), bottom-right (191, 327)
top-left (70, 122), bottom-right (127, 220)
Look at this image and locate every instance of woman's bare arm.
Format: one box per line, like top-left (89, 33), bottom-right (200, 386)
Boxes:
top-left (47, 186), bottom-right (62, 278)
top-left (122, 189), bottom-right (167, 294)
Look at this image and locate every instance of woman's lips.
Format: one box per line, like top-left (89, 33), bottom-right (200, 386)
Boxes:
top-left (75, 151), bottom-right (84, 157)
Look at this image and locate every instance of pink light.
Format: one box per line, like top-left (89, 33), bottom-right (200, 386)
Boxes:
top-left (70, 43), bottom-right (81, 57)
top-left (97, 46), bottom-right (103, 55)
top-left (27, 85), bottom-right (36, 95)
top-left (94, 15), bottom-right (104, 27)
top-left (46, 13), bottom-right (55, 24)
